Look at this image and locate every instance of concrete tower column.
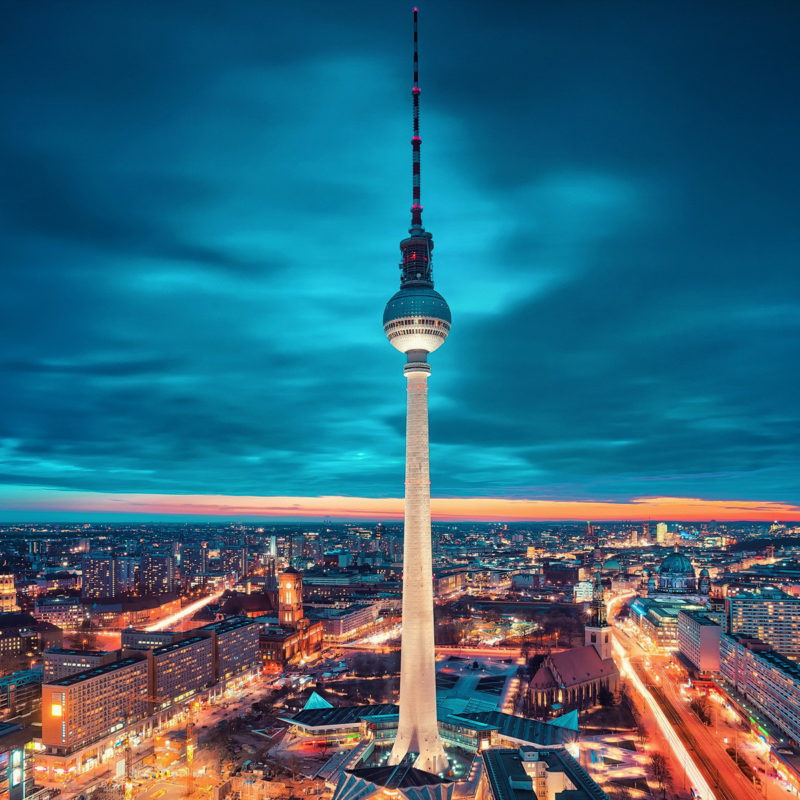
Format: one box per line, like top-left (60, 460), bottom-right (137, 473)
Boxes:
top-left (388, 356), bottom-right (448, 774)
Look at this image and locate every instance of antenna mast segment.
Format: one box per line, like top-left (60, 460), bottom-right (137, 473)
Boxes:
top-left (411, 7), bottom-right (423, 231)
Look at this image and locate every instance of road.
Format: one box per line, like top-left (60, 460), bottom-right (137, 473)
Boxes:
top-left (609, 595), bottom-right (794, 800)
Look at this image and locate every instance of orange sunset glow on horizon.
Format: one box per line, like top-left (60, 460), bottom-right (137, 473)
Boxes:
top-left (5, 489), bottom-right (799, 522)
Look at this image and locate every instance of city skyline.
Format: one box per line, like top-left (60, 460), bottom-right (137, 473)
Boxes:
top-left (2, 1), bottom-right (799, 521)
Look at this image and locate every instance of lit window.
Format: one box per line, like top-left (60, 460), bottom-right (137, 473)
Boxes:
top-left (51, 703), bottom-right (62, 717)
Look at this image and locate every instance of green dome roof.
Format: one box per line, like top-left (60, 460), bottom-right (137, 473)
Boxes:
top-left (658, 551), bottom-right (695, 575)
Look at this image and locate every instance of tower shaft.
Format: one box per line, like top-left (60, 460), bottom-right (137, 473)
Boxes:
top-left (388, 358), bottom-right (447, 774)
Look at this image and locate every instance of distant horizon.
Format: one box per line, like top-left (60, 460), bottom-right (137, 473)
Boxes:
top-left (1, 489), bottom-right (798, 524)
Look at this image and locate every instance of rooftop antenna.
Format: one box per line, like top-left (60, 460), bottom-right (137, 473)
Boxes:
top-left (398, 7), bottom-right (434, 288)
top-left (411, 7), bottom-right (423, 232)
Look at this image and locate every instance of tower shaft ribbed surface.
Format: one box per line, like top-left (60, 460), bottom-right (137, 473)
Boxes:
top-left (388, 364), bottom-right (448, 774)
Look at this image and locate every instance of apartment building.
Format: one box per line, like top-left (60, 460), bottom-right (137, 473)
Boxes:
top-left (41, 656), bottom-right (149, 754)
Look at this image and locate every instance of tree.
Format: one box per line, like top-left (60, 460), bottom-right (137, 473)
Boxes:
top-left (649, 752), bottom-right (671, 798)
top-left (690, 695), bottom-right (712, 726)
top-left (598, 685), bottom-right (615, 707)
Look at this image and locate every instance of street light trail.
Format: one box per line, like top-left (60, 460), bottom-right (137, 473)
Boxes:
top-left (145, 591), bottom-right (224, 631)
top-left (613, 636), bottom-right (716, 800)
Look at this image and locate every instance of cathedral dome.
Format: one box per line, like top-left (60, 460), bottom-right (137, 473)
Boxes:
top-left (658, 551), bottom-right (695, 576)
top-left (656, 548), bottom-right (697, 593)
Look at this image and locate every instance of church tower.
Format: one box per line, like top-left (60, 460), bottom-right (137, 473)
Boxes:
top-left (585, 569), bottom-right (612, 660)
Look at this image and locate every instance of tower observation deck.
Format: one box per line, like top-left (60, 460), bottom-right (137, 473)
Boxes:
top-left (383, 8), bottom-right (450, 776)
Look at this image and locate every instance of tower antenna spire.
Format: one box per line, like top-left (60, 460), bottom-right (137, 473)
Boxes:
top-left (411, 7), bottom-right (423, 232)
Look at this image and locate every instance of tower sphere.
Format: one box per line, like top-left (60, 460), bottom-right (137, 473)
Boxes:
top-left (383, 286), bottom-right (451, 354)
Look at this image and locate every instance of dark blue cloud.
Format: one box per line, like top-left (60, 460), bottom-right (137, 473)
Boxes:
top-left (1, 0), bottom-right (799, 508)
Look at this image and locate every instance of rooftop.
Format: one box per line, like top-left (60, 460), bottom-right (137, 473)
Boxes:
top-left (198, 616), bottom-right (258, 634)
top-left (44, 647), bottom-right (111, 656)
top-left (347, 763), bottom-right (450, 789)
top-left (283, 704), bottom-right (397, 730)
top-left (152, 634), bottom-right (210, 657)
top-left (450, 711), bottom-right (577, 747)
top-left (44, 655), bottom-right (145, 687)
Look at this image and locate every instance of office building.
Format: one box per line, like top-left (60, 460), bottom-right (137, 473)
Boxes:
top-left (220, 546), bottom-right (248, 579)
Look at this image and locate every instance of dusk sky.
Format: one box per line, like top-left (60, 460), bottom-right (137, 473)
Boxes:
top-left (2, 2), bottom-right (799, 521)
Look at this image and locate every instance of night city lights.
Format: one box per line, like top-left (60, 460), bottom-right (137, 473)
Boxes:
top-left (1, 4), bottom-right (799, 800)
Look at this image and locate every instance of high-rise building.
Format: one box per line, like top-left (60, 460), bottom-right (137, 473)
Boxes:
top-left (383, 9), bottom-right (450, 774)
top-left (115, 556), bottom-right (139, 595)
top-left (139, 552), bottom-right (176, 596)
top-left (181, 545), bottom-right (208, 579)
top-left (81, 554), bottom-right (117, 599)
top-left (655, 523), bottom-right (668, 544)
top-left (220, 546), bottom-right (248, 580)
top-left (0, 577), bottom-right (18, 614)
top-left (726, 587), bottom-right (800, 657)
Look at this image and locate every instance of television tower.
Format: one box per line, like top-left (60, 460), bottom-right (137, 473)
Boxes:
top-left (383, 8), bottom-right (450, 774)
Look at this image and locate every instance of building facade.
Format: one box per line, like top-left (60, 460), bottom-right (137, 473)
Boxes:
top-left (81, 554), bottom-right (118, 600)
top-left (0, 723), bottom-right (34, 800)
top-left (198, 617), bottom-right (260, 682)
top-left (677, 610), bottom-right (721, 672)
top-left (139, 553), bottom-right (176, 596)
top-left (726, 588), bottom-right (800, 658)
top-left (41, 656), bottom-right (149, 755)
top-left (149, 635), bottom-right (215, 709)
top-left (33, 597), bottom-right (87, 629)
top-left (43, 648), bottom-right (117, 681)
top-left (0, 577), bottom-right (18, 614)
top-left (720, 633), bottom-right (800, 745)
